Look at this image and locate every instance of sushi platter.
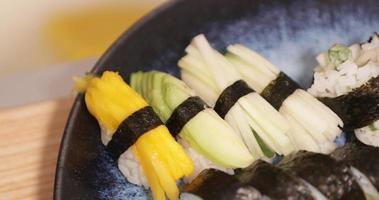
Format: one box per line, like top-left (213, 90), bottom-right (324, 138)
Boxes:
top-left (54, 0), bottom-right (379, 199)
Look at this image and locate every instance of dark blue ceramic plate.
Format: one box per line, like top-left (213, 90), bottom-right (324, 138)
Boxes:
top-left (54, 0), bottom-right (379, 199)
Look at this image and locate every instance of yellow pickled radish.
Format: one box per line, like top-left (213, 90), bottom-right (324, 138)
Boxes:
top-left (156, 129), bottom-right (194, 176)
top-left (135, 135), bottom-right (179, 200)
top-left (76, 71), bottom-right (194, 200)
top-left (73, 75), bottom-right (95, 92)
top-left (145, 127), bottom-right (184, 180)
top-left (132, 146), bottom-right (165, 200)
top-left (82, 71), bottom-right (148, 132)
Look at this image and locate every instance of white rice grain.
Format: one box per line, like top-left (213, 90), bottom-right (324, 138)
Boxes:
top-left (101, 128), bottom-right (234, 188)
top-left (308, 34), bottom-right (379, 147)
top-left (355, 120), bottom-right (379, 147)
top-left (101, 128), bottom-right (148, 188)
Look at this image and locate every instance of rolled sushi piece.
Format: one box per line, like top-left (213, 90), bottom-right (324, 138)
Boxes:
top-left (308, 34), bottom-right (379, 146)
top-left (178, 34), bottom-right (295, 159)
top-left (75, 71), bottom-right (193, 200)
top-left (183, 169), bottom-right (270, 200)
top-left (278, 151), bottom-right (365, 200)
top-left (237, 160), bottom-right (320, 200)
top-left (225, 44), bottom-right (344, 154)
top-left (130, 71), bottom-right (254, 181)
top-left (331, 143), bottom-right (379, 199)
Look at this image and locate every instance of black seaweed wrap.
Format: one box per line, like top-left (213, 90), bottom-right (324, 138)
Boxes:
top-left (331, 143), bottom-right (379, 191)
top-left (165, 96), bottom-right (207, 137)
top-left (278, 151), bottom-right (365, 200)
top-left (214, 80), bottom-right (254, 118)
top-left (184, 169), bottom-right (269, 200)
top-left (106, 106), bottom-right (163, 160)
top-left (261, 72), bottom-right (301, 110)
top-left (319, 76), bottom-right (379, 131)
top-left (237, 160), bottom-right (314, 200)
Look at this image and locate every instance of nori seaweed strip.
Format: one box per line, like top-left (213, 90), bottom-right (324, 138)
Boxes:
top-left (165, 96), bottom-right (207, 137)
top-left (184, 169), bottom-right (269, 200)
top-left (278, 151), bottom-right (365, 200)
top-left (366, 32), bottom-right (378, 43)
top-left (214, 80), bottom-right (254, 118)
top-left (106, 106), bottom-right (163, 160)
top-left (261, 72), bottom-right (301, 110)
top-left (319, 76), bottom-right (379, 131)
top-left (237, 160), bottom-right (314, 200)
top-left (331, 143), bottom-right (379, 191)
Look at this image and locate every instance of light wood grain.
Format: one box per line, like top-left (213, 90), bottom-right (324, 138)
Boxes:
top-left (0, 97), bottom-right (74, 200)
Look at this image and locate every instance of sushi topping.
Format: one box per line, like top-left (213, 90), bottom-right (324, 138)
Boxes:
top-left (165, 96), bottom-right (207, 136)
top-left (260, 72), bottom-right (300, 110)
top-left (106, 106), bottom-right (163, 160)
top-left (179, 34), bottom-right (295, 158)
top-left (309, 34), bottom-right (379, 98)
top-left (226, 44), bottom-right (280, 93)
top-left (214, 80), bottom-right (254, 119)
top-left (328, 44), bottom-right (352, 67)
top-left (224, 43), bottom-right (343, 153)
top-left (368, 123), bottom-right (378, 131)
top-left (130, 71), bottom-right (254, 171)
top-left (77, 71), bottom-right (193, 200)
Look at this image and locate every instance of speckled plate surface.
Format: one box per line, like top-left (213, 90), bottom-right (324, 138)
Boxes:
top-left (54, 0), bottom-right (379, 199)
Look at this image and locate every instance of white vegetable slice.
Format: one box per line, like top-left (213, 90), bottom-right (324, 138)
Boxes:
top-left (225, 106), bottom-right (264, 158)
top-left (280, 93), bottom-right (329, 144)
top-left (350, 167), bottom-right (379, 200)
top-left (300, 179), bottom-right (328, 200)
top-left (226, 54), bottom-right (270, 93)
top-left (226, 44), bottom-right (343, 154)
top-left (280, 110), bottom-right (320, 152)
top-left (179, 34), bottom-right (295, 157)
top-left (227, 44), bottom-right (280, 76)
top-left (131, 71), bottom-right (255, 169)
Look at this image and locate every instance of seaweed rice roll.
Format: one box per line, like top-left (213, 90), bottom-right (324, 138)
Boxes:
top-left (308, 34), bottom-right (379, 147)
top-left (278, 151), bottom-right (365, 200)
top-left (183, 169), bottom-right (270, 200)
top-left (331, 143), bottom-right (379, 199)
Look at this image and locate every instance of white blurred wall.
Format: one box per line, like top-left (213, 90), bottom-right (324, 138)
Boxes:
top-left (0, 0), bottom-right (165, 75)
top-left (0, 0), bottom-right (166, 108)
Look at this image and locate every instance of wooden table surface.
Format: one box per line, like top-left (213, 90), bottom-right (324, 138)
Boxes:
top-left (0, 97), bottom-right (74, 200)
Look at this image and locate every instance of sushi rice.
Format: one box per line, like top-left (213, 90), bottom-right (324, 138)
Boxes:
top-left (101, 128), bottom-right (149, 188)
top-left (308, 33), bottom-right (379, 146)
top-left (102, 128), bottom-right (233, 188)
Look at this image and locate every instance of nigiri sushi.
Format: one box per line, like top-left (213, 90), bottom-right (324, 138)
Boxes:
top-left (225, 44), bottom-right (344, 153)
top-left (75, 71), bottom-right (193, 200)
top-left (178, 34), bottom-right (295, 159)
top-left (130, 71), bottom-right (254, 181)
top-left (308, 34), bottom-right (379, 147)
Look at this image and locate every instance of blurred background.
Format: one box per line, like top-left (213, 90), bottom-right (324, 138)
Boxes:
top-left (0, 0), bottom-right (167, 108)
top-left (0, 1), bottom-right (167, 199)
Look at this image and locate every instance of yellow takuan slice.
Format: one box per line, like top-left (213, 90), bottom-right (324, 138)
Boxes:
top-left (77, 71), bottom-right (194, 200)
